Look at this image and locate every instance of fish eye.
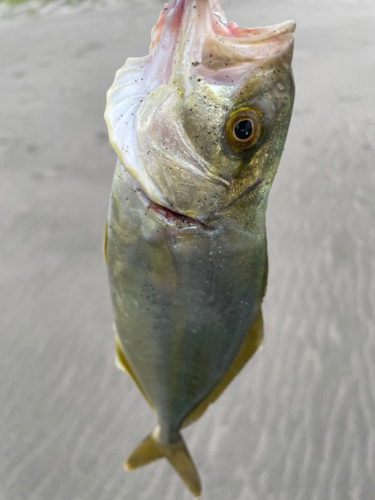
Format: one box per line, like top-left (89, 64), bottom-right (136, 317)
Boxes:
top-left (226, 108), bottom-right (262, 153)
top-left (233, 119), bottom-right (253, 141)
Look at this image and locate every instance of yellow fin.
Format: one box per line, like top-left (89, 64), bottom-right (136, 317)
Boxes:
top-left (182, 310), bottom-right (263, 428)
top-left (125, 432), bottom-right (164, 469)
top-left (103, 220), bottom-right (108, 265)
top-left (126, 428), bottom-right (201, 498)
top-left (115, 336), bottom-right (154, 409)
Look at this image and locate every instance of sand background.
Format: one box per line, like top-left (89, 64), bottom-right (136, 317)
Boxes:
top-left (1, 1), bottom-right (374, 499)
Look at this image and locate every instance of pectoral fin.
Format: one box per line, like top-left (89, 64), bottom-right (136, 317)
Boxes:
top-left (182, 310), bottom-right (263, 428)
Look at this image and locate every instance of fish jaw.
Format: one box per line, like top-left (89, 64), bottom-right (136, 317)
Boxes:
top-left (105, 0), bottom-right (295, 224)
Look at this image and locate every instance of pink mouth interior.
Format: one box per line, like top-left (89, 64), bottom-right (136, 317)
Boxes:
top-left (150, 0), bottom-right (295, 54)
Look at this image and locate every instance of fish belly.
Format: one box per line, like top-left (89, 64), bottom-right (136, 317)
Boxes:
top-left (106, 161), bottom-right (267, 441)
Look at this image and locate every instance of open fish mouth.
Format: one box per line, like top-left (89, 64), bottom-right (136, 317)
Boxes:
top-left (105, 2), bottom-right (295, 221)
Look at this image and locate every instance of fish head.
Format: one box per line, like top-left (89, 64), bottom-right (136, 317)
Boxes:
top-left (105, 0), bottom-right (295, 224)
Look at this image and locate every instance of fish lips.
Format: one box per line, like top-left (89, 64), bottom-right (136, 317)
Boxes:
top-left (231, 20), bottom-right (296, 40)
top-left (201, 21), bottom-right (296, 74)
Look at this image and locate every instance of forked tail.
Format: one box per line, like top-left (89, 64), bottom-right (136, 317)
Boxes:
top-left (125, 427), bottom-right (201, 497)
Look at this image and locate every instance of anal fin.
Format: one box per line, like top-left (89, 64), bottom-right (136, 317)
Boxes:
top-left (115, 335), bottom-right (154, 410)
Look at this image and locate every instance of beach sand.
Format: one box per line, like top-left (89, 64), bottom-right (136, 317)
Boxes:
top-left (1, 1), bottom-right (374, 498)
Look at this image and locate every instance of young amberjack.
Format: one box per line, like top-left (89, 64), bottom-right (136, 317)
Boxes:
top-left (104, 0), bottom-right (295, 495)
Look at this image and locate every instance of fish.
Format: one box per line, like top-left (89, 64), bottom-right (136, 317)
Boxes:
top-left (104, 0), bottom-right (295, 496)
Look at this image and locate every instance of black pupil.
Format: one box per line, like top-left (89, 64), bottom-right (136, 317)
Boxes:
top-left (234, 119), bottom-right (253, 141)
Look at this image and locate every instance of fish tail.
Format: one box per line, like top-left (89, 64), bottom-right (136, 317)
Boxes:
top-left (125, 427), bottom-right (201, 497)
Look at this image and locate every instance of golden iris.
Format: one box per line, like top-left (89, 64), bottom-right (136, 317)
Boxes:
top-left (226, 108), bottom-right (262, 153)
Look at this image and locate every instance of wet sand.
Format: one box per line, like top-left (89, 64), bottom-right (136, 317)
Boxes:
top-left (1, 1), bottom-right (375, 499)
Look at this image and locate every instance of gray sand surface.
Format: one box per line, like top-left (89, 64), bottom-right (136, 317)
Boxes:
top-left (1, 1), bottom-right (374, 499)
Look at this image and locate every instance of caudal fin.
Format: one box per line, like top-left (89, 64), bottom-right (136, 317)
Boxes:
top-left (125, 428), bottom-right (201, 497)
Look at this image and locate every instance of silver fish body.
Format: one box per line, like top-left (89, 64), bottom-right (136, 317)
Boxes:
top-left (107, 162), bottom-right (267, 437)
top-left (105, 0), bottom-right (295, 495)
